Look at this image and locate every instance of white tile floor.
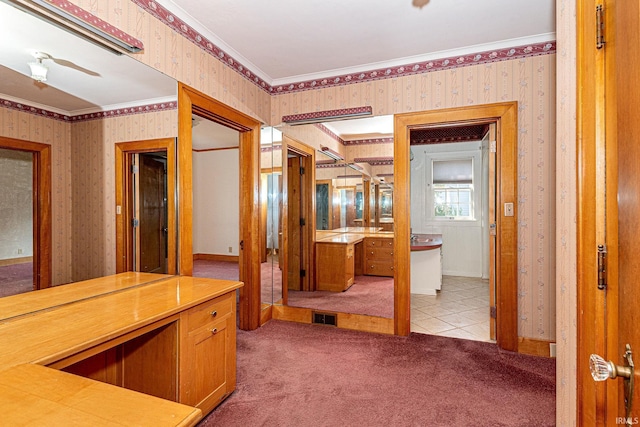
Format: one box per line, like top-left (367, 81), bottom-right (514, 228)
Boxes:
top-left (411, 276), bottom-right (494, 342)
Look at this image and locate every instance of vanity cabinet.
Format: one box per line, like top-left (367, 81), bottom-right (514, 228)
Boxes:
top-left (179, 291), bottom-right (236, 414)
top-left (0, 274), bottom-right (243, 426)
top-left (316, 241), bottom-right (356, 292)
top-left (364, 237), bottom-right (394, 277)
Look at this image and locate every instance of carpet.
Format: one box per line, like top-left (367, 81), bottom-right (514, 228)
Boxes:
top-left (288, 275), bottom-right (394, 318)
top-left (0, 262), bottom-right (33, 298)
top-left (199, 320), bottom-right (555, 427)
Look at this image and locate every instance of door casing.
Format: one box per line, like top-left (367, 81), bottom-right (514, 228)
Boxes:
top-left (394, 102), bottom-right (518, 351)
top-left (177, 83), bottom-right (262, 331)
top-left (115, 138), bottom-right (176, 275)
top-left (0, 136), bottom-right (51, 290)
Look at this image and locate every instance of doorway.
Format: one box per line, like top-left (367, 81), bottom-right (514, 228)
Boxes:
top-left (0, 137), bottom-right (51, 294)
top-left (115, 138), bottom-right (176, 275)
top-left (282, 137), bottom-right (315, 299)
top-left (177, 83), bottom-right (262, 331)
top-left (394, 102), bottom-right (518, 351)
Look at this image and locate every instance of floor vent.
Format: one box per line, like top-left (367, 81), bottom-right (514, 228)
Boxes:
top-left (312, 311), bottom-right (337, 326)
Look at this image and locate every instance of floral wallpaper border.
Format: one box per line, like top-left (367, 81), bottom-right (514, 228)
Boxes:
top-left (0, 97), bottom-right (177, 123)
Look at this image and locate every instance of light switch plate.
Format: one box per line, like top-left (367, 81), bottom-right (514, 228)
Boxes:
top-left (504, 202), bottom-right (514, 217)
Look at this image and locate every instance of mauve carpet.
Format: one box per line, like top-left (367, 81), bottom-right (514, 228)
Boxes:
top-left (0, 262), bottom-right (33, 298)
top-left (199, 320), bottom-right (555, 427)
top-left (288, 275), bottom-right (394, 318)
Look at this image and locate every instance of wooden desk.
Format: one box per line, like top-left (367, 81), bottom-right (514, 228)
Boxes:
top-left (0, 274), bottom-right (243, 426)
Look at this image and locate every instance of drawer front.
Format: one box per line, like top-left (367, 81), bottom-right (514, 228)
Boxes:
top-left (185, 293), bottom-right (234, 333)
top-left (365, 237), bottom-right (393, 248)
top-left (365, 247), bottom-right (393, 261)
top-left (366, 261), bottom-right (394, 277)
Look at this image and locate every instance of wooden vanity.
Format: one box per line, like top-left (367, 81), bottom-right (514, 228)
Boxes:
top-left (315, 227), bottom-right (394, 291)
top-left (0, 272), bottom-right (243, 426)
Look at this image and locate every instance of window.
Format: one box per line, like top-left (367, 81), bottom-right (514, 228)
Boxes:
top-left (432, 158), bottom-right (474, 219)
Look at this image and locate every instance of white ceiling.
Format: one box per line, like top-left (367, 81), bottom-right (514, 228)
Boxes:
top-left (0, 0), bottom-right (555, 144)
top-left (160, 0), bottom-right (555, 85)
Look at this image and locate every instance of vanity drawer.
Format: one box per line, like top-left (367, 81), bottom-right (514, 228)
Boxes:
top-left (183, 293), bottom-right (234, 332)
top-left (366, 261), bottom-right (394, 277)
top-left (365, 237), bottom-right (393, 248)
top-left (366, 247), bottom-right (393, 261)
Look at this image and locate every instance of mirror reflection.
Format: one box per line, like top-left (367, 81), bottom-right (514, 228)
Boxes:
top-left (261, 116), bottom-right (395, 319)
top-left (0, 1), bottom-right (177, 297)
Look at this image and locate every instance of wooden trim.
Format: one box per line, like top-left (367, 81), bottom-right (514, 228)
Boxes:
top-left (0, 136), bottom-right (51, 290)
top-left (272, 305), bottom-right (394, 334)
top-left (260, 167), bottom-right (282, 174)
top-left (394, 102), bottom-right (518, 352)
top-left (193, 254), bottom-right (239, 263)
top-left (0, 257), bottom-right (33, 266)
top-left (517, 337), bottom-right (553, 357)
top-left (115, 138), bottom-right (176, 275)
top-left (178, 83), bottom-right (262, 331)
top-left (260, 303), bottom-right (272, 326)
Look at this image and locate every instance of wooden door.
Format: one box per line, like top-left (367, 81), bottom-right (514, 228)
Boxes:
top-left (138, 154), bottom-right (167, 274)
top-left (607, 1), bottom-right (640, 423)
top-left (287, 156), bottom-right (302, 291)
top-left (579, 1), bottom-right (640, 424)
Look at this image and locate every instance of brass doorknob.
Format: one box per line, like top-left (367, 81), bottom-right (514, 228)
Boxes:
top-left (590, 344), bottom-right (635, 425)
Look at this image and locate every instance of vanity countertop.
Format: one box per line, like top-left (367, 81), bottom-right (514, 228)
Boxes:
top-left (316, 233), bottom-right (365, 245)
top-left (331, 227), bottom-right (383, 233)
top-left (410, 233), bottom-right (443, 251)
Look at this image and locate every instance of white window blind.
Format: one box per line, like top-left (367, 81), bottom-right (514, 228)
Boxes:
top-left (432, 159), bottom-right (473, 184)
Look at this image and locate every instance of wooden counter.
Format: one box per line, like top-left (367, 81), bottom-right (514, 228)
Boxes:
top-left (0, 274), bottom-right (243, 426)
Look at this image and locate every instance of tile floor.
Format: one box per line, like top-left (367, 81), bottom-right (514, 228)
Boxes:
top-left (411, 275), bottom-right (494, 342)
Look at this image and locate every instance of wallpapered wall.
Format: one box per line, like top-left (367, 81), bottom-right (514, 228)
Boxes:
top-left (71, 110), bottom-right (178, 281)
top-left (0, 108), bottom-right (72, 285)
top-left (68, 0), bottom-right (271, 124)
top-left (24, 2), bottom-right (557, 344)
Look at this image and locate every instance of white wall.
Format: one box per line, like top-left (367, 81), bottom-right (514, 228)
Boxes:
top-left (193, 149), bottom-right (240, 256)
top-left (410, 141), bottom-right (487, 277)
top-left (0, 149), bottom-right (33, 260)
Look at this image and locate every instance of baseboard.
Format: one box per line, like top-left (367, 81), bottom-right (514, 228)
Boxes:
top-left (518, 337), bottom-right (554, 357)
top-left (272, 305), bottom-right (394, 335)
top-left (260, 303), bottom-right (272, 326)
top-left (193, 253), bottom-right (239, 263)
top-left (0, 256), bottom-right (33, 267)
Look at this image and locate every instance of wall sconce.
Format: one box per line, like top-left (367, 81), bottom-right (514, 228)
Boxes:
top-left (28, 52), bottom-right (50, 82)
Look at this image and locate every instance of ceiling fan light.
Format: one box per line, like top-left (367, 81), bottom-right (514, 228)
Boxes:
top-left (28, 59), bottom-right (48, 82)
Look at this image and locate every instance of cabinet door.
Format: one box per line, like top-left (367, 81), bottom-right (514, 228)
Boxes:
top-left (179, 298), bottom-right (236, 415)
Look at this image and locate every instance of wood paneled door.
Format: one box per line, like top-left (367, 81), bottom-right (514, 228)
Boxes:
top-left (577, 1), bottom-right (640, 424)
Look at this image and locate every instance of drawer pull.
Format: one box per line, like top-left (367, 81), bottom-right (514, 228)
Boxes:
top-left (210, 310), bottom-right (218, 317)
top-left (210, 328), bottom-right (218, 334)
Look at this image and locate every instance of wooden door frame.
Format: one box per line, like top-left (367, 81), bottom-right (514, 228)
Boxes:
top-left (115, 138), bottom-right (176, 275)
top-left (281, 135), bottom-right (316, 298)
top-left (0, 136), bottom-right (51, 290)
top-left (576, 0), bottom-right (620, 424)
top-left (394, 102), bottom-right (518, 352)
top-left (177, 83), bottom-right (262, 331)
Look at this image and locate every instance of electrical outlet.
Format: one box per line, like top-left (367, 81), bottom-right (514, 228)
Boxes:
top-left (549, 343), bottom-right (556, 358)
top-left (228, 246), bottom-right (233, 253)
top-left (17, 249), bottom-right (23, 254)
